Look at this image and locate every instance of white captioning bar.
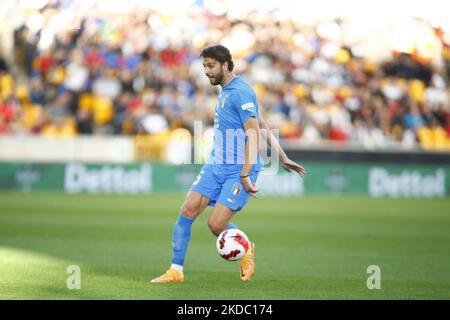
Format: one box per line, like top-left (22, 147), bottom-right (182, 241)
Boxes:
top-left (0, 135), bottom-right (135, 163)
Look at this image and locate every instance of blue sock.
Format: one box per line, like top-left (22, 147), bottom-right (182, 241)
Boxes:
top-left (227, 223), bottom-right (239, 230)
top-left (171, 214), bottom-right (194, 266)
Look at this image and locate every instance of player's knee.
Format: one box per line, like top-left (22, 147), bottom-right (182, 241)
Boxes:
top-left (208, 219), bottom-right (225, 236)
top-left (180, 203), bottom-right (200, 219)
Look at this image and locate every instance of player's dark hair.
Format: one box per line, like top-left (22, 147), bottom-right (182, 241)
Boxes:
top-left (200, 44), bottom-right (234, 72)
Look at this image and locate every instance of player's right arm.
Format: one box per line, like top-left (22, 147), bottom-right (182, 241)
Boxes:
top-left (258, 113), bottom-right (306, 177)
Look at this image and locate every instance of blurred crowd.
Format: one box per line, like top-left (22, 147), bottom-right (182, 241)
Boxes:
top-left (1, 2), bottom-right (450, 151)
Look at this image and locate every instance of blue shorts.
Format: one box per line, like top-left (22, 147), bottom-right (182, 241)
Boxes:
top-left (190, 164), bottom-right (259, 212)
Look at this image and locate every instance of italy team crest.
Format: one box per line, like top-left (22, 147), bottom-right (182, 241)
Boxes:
top-left (231, 183), bottom-right (241, 196)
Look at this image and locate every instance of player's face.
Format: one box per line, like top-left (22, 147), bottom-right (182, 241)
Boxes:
top-left (202, 57), bottom-right (225, 86)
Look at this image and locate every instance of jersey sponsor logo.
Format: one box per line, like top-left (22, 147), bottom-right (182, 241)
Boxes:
top-left (240, 102), bottom-right (255, 111)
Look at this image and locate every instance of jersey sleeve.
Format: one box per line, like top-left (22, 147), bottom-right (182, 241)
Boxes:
top-left (231, 90), bottom-right (259, 125)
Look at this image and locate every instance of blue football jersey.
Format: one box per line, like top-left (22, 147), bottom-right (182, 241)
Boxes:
top-left (209, 76), bottom-right (263, 173)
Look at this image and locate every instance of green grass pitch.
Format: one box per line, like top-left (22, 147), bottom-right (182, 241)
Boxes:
top-left (0, 192), bottom-right (449, 299)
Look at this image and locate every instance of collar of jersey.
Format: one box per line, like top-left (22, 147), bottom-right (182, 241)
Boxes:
top-left (222, 75), bottom-right (238, 89)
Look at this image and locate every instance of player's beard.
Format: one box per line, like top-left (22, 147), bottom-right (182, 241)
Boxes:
top-left (209, 69), bottom-right (224, 86)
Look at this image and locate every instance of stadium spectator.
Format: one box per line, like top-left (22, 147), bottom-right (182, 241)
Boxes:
top-left (1, 3), bottom-right (449, 152)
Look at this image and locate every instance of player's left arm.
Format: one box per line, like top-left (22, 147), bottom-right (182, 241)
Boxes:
top-left (241, 117), bottom-right (260, 198)
top-left (258, 113), bottom-right (306, 177)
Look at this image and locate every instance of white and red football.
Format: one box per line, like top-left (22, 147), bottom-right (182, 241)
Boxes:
top-left (216, 228), bottom-right (250, 261)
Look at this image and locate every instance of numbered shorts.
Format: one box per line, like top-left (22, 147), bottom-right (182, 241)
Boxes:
top-left (190, 165), bottom-right (259, 212)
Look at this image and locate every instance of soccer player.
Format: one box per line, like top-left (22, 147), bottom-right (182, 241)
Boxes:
top-left (151, 45), bottom-right (305, 283)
